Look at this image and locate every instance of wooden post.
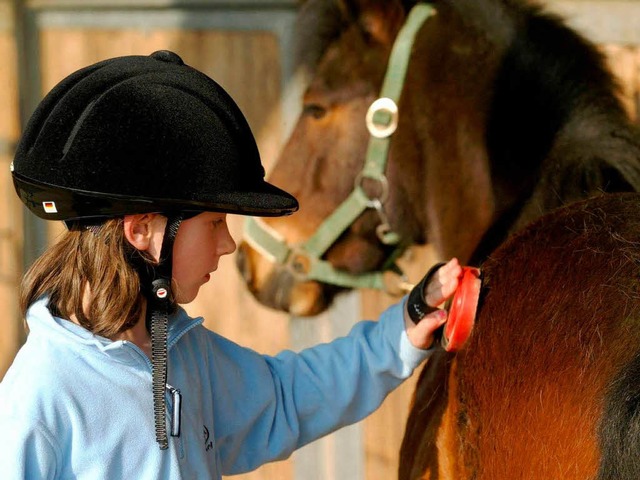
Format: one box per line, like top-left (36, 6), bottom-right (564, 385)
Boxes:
top-left (0, 0), bottom-right (23, 379)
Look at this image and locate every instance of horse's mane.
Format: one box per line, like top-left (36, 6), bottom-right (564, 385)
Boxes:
top-left (474, 2), bottom-right (640, 260)
top-left (487, 2), bottom-right (631, 197)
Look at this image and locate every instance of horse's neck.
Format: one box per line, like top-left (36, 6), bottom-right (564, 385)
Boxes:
top-left (406, 0), bottom-right (640, 263)
top-left (393, 8), bottom-right (503, 262)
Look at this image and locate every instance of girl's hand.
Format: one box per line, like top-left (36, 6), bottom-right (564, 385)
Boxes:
top-left (404, 258), bottom-right (461, 349)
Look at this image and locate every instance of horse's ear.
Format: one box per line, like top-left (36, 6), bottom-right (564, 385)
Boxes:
top-left (349, 0), bottom-right (410, 46)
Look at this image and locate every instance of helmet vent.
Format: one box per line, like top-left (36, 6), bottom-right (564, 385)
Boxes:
top-left (62, 97), bottom-right (98, 156)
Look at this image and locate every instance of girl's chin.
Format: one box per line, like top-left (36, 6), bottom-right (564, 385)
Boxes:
top-left (176, 293), bottom-right (197, 305)
top-left (174, 274), bottom-right (212, 304)
top-left (174, 286), bottom-right (200, 305)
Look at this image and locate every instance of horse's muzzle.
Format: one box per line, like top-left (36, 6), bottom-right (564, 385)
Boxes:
top-left (236, 242), bottom-right (332, 316)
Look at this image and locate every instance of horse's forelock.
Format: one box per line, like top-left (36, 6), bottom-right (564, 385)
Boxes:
top-left (294, 0), bottom-right (412, 73)
top-left (294, 0), bottom-right (348, 73)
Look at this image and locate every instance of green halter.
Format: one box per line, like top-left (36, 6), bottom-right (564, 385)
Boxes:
top-left (244, 4), bottom-right (435, 292)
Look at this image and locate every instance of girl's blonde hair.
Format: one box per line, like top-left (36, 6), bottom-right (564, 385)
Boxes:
top-left (20, 218), bottom-right (154, 338)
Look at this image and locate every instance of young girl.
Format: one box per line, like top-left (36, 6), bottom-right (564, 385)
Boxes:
top-left (0, 50), bottom-right (461, 478)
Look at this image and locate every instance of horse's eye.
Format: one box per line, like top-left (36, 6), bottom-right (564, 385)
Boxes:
top-left (302, 104), bottom-right (327, 119)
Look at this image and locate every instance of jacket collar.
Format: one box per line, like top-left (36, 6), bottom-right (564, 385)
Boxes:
top-left (25, 297), bottom-right (203, 364)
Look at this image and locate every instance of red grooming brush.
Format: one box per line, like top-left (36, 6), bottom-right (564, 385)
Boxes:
top-left (441, 267), bottom-right (482, 352)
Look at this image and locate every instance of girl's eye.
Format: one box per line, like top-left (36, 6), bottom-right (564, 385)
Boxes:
top-left (211, 219), bottom-right (224, 229)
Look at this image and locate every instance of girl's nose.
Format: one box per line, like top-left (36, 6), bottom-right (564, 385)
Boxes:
top-left (220, 223), bottom-right (237, 256)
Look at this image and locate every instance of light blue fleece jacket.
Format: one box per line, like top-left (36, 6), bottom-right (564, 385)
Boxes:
top-left (0, 297), bottom-right (430, 479)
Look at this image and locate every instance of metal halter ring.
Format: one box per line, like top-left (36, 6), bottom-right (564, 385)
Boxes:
top-left (286, 248), bottom-right (313, 279)
top-left (365, 97), bottom-right (399, 138)
top-left (355, 172), bottom-right (390, 205)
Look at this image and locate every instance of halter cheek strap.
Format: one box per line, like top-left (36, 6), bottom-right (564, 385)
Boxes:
top-left (147, 214), bottom-right (183, 450)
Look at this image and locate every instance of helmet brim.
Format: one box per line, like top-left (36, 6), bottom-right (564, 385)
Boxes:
top-left (13, 172), bottom-right (298, 221)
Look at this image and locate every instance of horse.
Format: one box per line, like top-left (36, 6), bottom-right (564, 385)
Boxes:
top-left (234, 0), bottom-right (640, 477)
top-left (401, 191), bottom-right (640, 479)
top-left (237, 0), bottom-right (640, 317)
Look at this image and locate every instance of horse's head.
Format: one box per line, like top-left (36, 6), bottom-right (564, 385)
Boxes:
top-left (236, 0), bottom-right (498, 316)
top-left (236, 0), bottom-right (413, 315)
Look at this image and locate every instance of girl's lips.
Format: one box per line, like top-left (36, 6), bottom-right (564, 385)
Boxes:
top-left (204, 265), bottom-right (218, 282)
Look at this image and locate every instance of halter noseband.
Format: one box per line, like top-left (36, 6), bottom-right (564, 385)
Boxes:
top-left (244, 4), bottom-right (436, 293)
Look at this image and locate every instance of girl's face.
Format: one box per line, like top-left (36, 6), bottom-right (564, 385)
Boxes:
top-left (172, 212), bottom-right (237, 304)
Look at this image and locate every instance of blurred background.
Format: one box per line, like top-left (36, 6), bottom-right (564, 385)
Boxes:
top-left (1, 1), bottom-right (640, 479)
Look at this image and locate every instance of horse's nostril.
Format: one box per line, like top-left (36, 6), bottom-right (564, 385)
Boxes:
top-left (235, 243), bottom-right (253, 285)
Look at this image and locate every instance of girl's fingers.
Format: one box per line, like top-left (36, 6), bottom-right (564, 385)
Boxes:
top-left (406, 309), bottom-right (448, 349)
top-left (425, 258), bottom-right (461, 307)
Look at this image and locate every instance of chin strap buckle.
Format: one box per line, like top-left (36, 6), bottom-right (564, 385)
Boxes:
top-left (152, 278), bottom-right (172, 301)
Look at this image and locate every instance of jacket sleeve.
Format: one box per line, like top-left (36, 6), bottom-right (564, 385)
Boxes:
top-left (0, 416), bottom-right (59, 479)
top-left (209, 299), bottom-right (432, 474)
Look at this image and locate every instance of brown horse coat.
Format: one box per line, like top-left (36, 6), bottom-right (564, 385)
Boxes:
top-left (402, 192), bottom-right (640, 479)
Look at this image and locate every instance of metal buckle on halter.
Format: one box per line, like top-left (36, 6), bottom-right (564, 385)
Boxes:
top-left (354, 171), bottom-right (390, 204)
top-left (286, 248), bottom-right (313, 279)
top-left (366, 97), bottom-right (399, 138)
top-left (354, 172), bottom-right (400, 245)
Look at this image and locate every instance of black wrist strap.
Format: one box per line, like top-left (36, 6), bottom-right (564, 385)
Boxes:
top-left (407, 262), bottom-right (446, 324)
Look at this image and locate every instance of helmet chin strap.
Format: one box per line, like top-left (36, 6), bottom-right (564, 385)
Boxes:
top-left (146, 214), bottom-right (183, 450)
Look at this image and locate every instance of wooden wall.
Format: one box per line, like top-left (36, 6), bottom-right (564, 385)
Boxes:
top-left (1, 2), bottom-right (640, 480)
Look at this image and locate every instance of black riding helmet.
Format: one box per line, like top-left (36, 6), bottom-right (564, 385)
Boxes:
top-left (12, 49), bottom-right (298, 220)
top-left (11, 50), bottom-right (298, 450)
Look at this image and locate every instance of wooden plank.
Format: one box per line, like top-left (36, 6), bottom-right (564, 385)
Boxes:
top-left (290, 292), bottom-right (366, 480)
top-left (0, 1), bottom-right (13, 31)
top-left (0, 153), bottom-right (23, 379)
top-left (0, 2), bottom-right (22, 379)
top-left (0, 30), bottom-right (19, 144)
top-left (601, 44), bottom-right (640, 119)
